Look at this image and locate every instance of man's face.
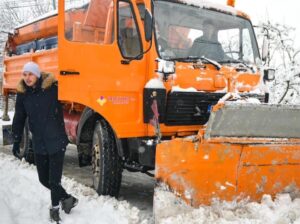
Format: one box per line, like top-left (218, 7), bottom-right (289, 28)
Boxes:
top-left (22, 72), bottom-right (38, 87)
top-left (203, 24), bottom-right (215, 38)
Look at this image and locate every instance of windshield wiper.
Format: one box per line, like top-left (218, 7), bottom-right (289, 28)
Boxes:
top-left (219, 59), bottom-right (255, 72)
top-left (171, 56), bottom-right (221, 70)
top-left (200, 56), bottom-right (221, 70)
top-left (171, 56), bottom-right (201, 62)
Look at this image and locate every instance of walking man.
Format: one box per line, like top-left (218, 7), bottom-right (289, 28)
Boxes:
top-left (12, 61), bottom-right (78, 223)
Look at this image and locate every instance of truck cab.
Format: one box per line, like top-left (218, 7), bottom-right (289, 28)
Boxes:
top-left (1, 0), bottom-right (267, 198)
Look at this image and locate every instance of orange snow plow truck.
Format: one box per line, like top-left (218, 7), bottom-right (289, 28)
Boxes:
top-left (2, 0), bottom-right (300, 207)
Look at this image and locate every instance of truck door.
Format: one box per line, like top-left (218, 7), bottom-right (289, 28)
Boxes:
top-left (58, 0), bottom-right (147, 138)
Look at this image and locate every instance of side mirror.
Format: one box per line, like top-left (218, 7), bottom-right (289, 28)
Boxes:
top-left (263, 68), bottom-right (275, 82)
top-left (261, 35), bottom-right (269, 62)
top-left (144, 9), bottom-right (153, 42)
top-left (156, 59), bottom-right (176, 81)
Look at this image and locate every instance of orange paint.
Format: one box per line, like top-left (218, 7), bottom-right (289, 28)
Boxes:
top-left (156, 138), bottom-right (300, 206)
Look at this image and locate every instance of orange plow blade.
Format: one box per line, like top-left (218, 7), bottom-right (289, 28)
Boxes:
top-left (155, 103), bottom-right (300, 207)
top-left (155, 138), bottom-right (300, 206)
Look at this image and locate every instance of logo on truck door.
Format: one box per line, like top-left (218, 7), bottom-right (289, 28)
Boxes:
top-left (97, 96), bottom-right (107, 106)
top-left (97, 96), bottom-right (135, 106)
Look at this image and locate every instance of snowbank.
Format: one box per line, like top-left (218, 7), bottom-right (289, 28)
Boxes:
top-left (155, 186), bottom-right (300, 224)
top-left (0, 152), bottom-right (140, 224)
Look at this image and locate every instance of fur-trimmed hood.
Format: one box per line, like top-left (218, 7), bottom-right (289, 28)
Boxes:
top-left (16, 72), bottom-right (57, 93)
top-left (12, 71), bottom-right (68, 154)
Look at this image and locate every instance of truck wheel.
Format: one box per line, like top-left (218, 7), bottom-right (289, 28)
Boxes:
top-left (20, 120), bottom-right (34, 164)
top-left (92, 119), bottom-right (122, 197)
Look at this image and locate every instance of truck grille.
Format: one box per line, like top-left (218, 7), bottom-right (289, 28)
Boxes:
top-left (165, 92), bottom-right (265, 126)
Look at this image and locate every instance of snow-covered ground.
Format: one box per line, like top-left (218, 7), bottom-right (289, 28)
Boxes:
top-left (0, 152), bottom-right (142, 224)
top-left (3, 150), bottom-right (300, 224)
top-left (155, 187), bottom-right (300, 224)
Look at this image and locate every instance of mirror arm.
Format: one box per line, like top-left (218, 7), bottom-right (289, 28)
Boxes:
top-left (121, 38), bottom-right (153, 64)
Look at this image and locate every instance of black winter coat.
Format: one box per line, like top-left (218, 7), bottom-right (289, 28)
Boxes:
top-left (12, 73), bottom-right (69, 155)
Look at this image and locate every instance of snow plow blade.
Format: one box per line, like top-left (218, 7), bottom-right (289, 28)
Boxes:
top-left (205, 103), bottom-right (300, 139)
top-left (155, 103), bottom-right (300, 208)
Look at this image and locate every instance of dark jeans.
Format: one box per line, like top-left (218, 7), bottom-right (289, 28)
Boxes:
top-left (35, 149), bottom-right (69, 206)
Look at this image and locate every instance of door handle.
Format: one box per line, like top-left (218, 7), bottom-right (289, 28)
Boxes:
top-left (60, 70), bottom-right (80, 75)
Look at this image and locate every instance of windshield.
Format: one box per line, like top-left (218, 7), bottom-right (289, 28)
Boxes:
top-left (153, 1), bottom-right (260, 64)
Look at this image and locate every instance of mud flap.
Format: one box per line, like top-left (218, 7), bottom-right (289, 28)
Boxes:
top-left (0, 124), bottom-right (13, 146)
top-left (205, 103), bottom-right (300, 139)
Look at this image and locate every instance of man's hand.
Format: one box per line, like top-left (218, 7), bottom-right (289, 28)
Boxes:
top-left (12, 142), bottom-right (21, 159)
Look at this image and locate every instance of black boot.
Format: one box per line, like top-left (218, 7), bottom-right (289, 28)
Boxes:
top-left (61, 195), bottom-right (78, 214)
top-left (49, 207), bottom-right (61, 223)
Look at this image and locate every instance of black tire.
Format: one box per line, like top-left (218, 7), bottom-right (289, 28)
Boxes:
top-left (20, 120), bottom-right (34, 164)
top-left (92, 119), bottom-right (123, 197)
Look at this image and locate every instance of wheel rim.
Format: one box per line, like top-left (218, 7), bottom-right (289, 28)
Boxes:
top-left (92, 132), bottom-right (101, 190)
